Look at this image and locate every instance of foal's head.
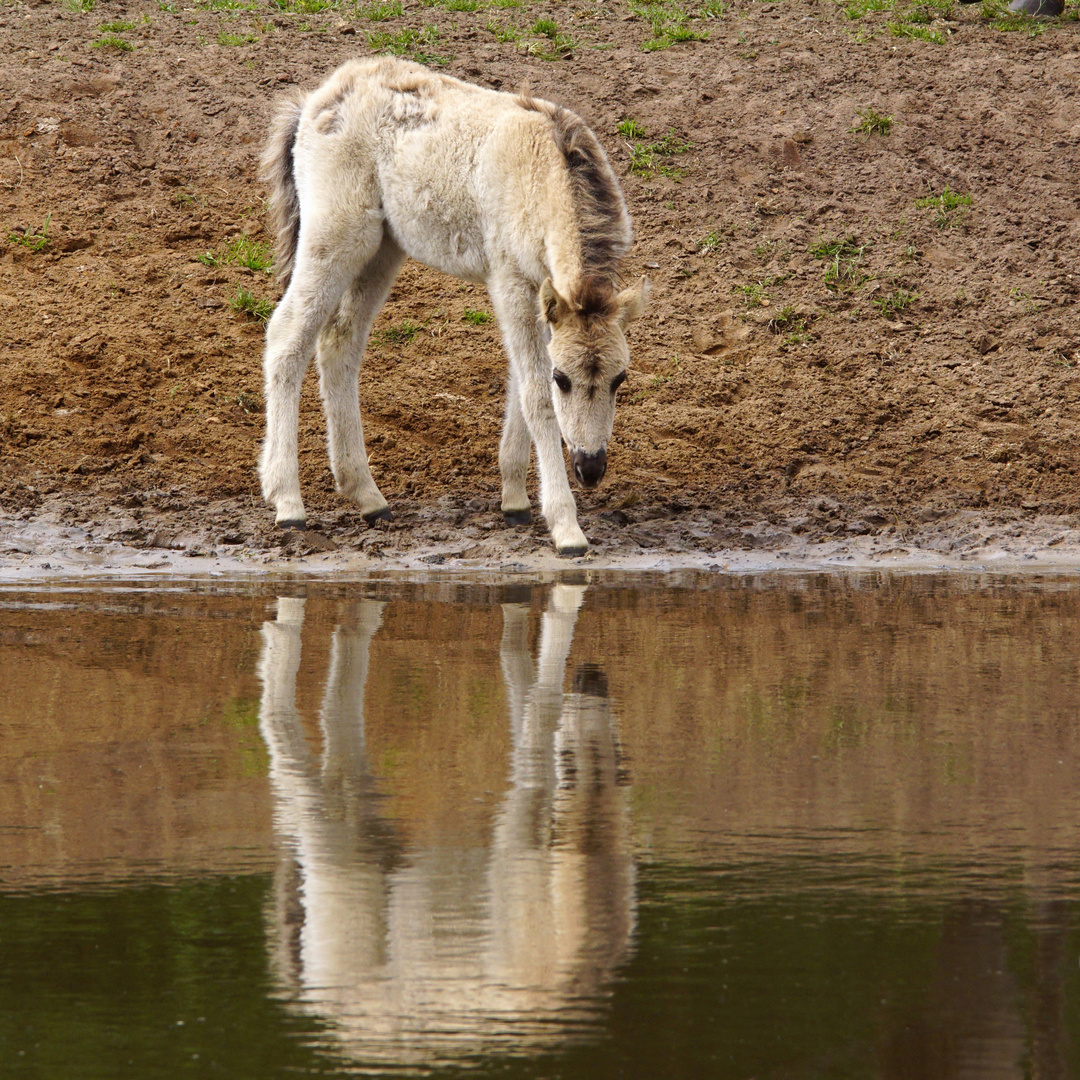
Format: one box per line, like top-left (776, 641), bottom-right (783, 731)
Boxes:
top-left (540, 276), bottom-right (650, 489)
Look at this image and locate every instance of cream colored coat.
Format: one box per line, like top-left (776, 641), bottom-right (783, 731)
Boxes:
top-left (259, 57), bottom-right (648, 555)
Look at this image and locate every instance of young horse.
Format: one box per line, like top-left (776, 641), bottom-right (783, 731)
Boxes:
top-left (259, 57), bottom-right (648, 556)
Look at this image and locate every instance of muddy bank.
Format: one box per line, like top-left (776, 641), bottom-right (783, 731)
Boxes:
top-left (3, 489), bottom-right (1080, 580)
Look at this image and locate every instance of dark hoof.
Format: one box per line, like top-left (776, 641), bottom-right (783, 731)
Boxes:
top-left (362, 506), bottom-right (393, 525)
top-left (503, 508), bottom-right (532, 527)
top-left (556, 544), bottom-right (588, 558)
top-left (278, 519), bottom-right (307, 531)
top-left (1009, 0), bottom-right (1062, 12)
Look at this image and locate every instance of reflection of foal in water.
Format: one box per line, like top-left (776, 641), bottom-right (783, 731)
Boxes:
top-left (256, 586), bottom-right (634, 1066)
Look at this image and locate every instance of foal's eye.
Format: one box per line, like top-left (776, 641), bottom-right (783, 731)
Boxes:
top-left (552, 369), bottom-right (572, 393)
top-left (610, 371), bottom-right (627, 393)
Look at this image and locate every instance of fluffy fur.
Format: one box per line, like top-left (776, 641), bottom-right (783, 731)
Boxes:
top-left (258, 57), bottom-right (649, 555)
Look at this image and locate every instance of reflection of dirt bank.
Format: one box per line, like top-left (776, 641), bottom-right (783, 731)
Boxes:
top-left (4, 492), bottom-right (1080, 578)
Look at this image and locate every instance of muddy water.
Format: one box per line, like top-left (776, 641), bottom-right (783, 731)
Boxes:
top-left (2, 574), bottom-right (1080, 1078)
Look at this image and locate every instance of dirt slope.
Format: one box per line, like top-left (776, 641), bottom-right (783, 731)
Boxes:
top-left (2, 0), bottom-right (1079, 569)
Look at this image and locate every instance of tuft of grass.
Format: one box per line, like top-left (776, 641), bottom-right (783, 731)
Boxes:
top-left (230, 287), bottom-right (275, 321)
top-left (91, 33), bottom-right (135, 49)
top-left (981, 0), bottom-right (1050, 34)
top-left (65, 0), bottom-right (96, 10)
top-left (366, 24), bottom-right (448, 63)
top-left (887, 18), bottom-right (946, 42)
top-left (628, 129), bottom-right (691, 177)
top-left (809, 235), bottom-right (873, 290)
top-left (98, 17), bottom-right (136, 30)
top-left (843, 0), bottom-right (892, 18)
top-left (769, 305), bottom-right (815, 345)
top-left (357, 0), bottom-right (402, 18)
top-left (7, 214), bottom-right (52, 253)
top-left (697, 228), bottom-right (723, 253)
top-left (271, 0), bottom-right (337, 11)
top-left (486, 18), bottom-right (522, 40)
top-left (196, 235), bottom-right (274, 272)
top-left (850, 107), bottom-right (893, 136)
top-left (914, 185), bottom-right (972, 227)
top-left (873, 288), bottom-right (919, 317)
top-left (376, 319), bottom-right (422, 346)
top-left (617, 118), bottom-right (647, 139)
top-left (524, 20), bottom-right (577, 58)
top-left (228, 235), bottom-right (274, 271)
top-left (630, 0), bottom-right (710, 50)
top-left (462, 308), bottom-right (491, 325)
top-left (734, 281), bottom-right (768, 308)
top-left (217, 29), bottom-right (258, 44)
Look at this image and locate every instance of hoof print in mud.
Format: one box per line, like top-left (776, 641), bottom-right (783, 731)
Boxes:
top-left (362, 507), bottom-right (394, 526)
top-left (503, 509), bottom-right (533, 527)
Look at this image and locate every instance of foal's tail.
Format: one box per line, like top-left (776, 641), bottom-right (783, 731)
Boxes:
top-left (260, 93), bottom-right (304, 287)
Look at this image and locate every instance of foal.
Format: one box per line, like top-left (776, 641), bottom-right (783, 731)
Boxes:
top-left (259, 57), bottom-right (648, 555)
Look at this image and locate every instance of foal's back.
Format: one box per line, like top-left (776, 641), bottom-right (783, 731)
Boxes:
top-left (292, 58), bottom-right (569, 283)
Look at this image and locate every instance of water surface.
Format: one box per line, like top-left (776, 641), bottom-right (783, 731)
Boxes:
top-left (2, 574), bottom-right (1079, 1077)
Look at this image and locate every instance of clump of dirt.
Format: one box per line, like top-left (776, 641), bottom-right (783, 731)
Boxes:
top-left (2, 0), bottom-right (1079, 570)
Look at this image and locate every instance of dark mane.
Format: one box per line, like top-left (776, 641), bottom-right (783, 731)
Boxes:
top-left (518, 96), bottom-right (631, 300)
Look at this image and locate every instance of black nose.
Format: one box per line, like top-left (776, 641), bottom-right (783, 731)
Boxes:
top-left (572, 448), bottom-right (607, 488)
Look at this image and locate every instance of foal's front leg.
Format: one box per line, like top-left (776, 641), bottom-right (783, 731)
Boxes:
top-left (499, 370), bottom-right (533, 526)
top-left (490, 276), bottom-right (588, 556)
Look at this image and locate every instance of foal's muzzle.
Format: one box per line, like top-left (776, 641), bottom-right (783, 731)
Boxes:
top-left (572, 448), bottom-right (607, 488)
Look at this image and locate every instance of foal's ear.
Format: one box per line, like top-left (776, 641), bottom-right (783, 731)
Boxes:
top-left (616, 275), bottom-right (650, 328)
top-left (540, 278), bottom-right (573, 326)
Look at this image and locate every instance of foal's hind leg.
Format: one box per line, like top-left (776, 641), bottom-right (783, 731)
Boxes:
top-left (316, 236), bottom-right (405, 524)
top-left (260, 224), bottom-right (383, 528)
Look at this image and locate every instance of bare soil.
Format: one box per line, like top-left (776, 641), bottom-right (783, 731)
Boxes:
top-left (2, 0), bottom-right (1080, 575)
